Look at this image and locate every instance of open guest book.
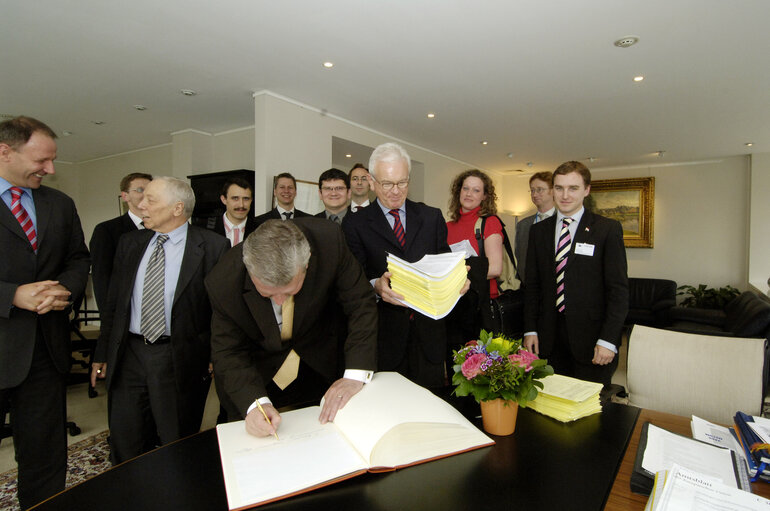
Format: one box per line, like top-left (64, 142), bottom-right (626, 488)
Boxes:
top-left (216, 372), bottom-right (494, 510)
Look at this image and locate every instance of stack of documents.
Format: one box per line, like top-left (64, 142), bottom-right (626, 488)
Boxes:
top-left (387, 252), bottom-right (467, 320)
top-left (527, 374), bottom-right (603, 422)
top-left (645, 464), bottom-right (767, 511)
top-left (734, 411), bottom-right (770, 481)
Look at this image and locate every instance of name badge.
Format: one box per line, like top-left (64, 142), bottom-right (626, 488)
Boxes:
top-left (575, 243), bottom-right (595, 256)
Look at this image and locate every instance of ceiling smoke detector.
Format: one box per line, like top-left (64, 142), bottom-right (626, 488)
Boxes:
top-left (614, 36), bottom-right (639, 48)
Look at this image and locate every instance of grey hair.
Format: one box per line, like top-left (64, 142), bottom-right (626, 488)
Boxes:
top-left (368, 142), bottom-right (411, 180)
top-left (153, 176), bottom-right (195, 218)
top-left (242, 220), bottom-right (311, 286)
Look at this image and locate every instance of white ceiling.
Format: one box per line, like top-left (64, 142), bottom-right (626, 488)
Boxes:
top-left (2, 0), bottom-right (768, 173)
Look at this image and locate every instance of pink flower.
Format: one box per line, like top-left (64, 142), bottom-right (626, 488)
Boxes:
top-left (465, 340), bottom-right (478, 347)
top-left (461, 353), bottom-right (486, 379)
top-left (509, 350), bottom-right (539, 372)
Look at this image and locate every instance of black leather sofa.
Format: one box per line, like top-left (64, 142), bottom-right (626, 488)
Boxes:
top-left (625, 278), bottom-right (677, 328)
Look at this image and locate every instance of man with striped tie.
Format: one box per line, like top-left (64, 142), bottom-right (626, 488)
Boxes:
top-left (91, 176), bottom-right (228, 464)
top-left (0, 116), bottom-right (90, 508)
top-left (523, 161), bottom-right (628, 388)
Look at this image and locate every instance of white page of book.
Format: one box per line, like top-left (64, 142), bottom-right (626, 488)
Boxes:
top-left (217, 407), bottom-right (368, 509)
top-left (449, 240), bottom-right (477, 258)
top-left (331, 372), bottom-right (490, 466)
top-left (653, 464), bottom-right (770, 511)
top-left (642, 424), bottom-right (739, 488)
top-left (387, 252), bottom-right (466, 279)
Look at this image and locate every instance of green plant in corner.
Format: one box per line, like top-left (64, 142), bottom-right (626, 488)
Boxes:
top-left (676, 284), bottom-right (740, 309)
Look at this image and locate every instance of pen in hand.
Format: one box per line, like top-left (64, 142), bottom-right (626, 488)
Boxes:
top-left (256, 401), bottom-right (279, 440)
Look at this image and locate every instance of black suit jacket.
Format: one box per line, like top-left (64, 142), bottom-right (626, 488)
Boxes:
top-left (0, 186), bottom-right (90, 389)
top-left (253, 207), bottom-right (310, 228)
top-left (94, 225), bottom-right (228, 423)
top-left (523, 209), bottom-right (629, 363)
top-left (205, 217), bottom-right (377, 416)
top-left (210, 213), bottom-right (259, 244)
top-left (89, 213), bottom-right (139, 311)
top-left (342, 199), bottom-right (450, 369)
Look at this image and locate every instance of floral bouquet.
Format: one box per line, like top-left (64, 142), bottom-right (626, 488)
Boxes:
top-left (452, 330), bottom-right (553, 406)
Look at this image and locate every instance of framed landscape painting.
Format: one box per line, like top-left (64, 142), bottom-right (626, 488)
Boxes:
top-left (588, 177), bottom-right (654, 248)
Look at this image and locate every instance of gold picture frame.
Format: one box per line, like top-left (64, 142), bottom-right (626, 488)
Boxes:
top-left (588, 177), bottom-right (654, 248)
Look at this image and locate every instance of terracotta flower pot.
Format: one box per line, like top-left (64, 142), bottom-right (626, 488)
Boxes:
top-left (480, 399), bottom-right (519, 436)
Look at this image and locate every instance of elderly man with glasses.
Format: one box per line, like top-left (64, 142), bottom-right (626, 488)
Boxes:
top-left (342, 142), bottom-right (453, 388)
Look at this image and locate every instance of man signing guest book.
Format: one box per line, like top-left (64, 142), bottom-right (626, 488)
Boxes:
top-left (205, 218), bottom-right (377, 437)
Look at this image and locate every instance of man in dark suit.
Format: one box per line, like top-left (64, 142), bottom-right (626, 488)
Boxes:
top-left (210, 177), bottom-right (258, 246)
top-left (514, 171), bottom-right (555, 283)
top-left (314, 168), bottom-right (351, 224)
top-left (0, 116), bottom-right (90, 508)
top-left (348, 163), bottom-right (371, 212)
top-left (89, 172), bottom-right (152, 311)
top-left (342, 142), bottom-right (452, 388)
top-left (253, 172), bottom-right (310, 226)
top-left (523, 161), bottom-right (628, 387)
top-left (206, 218), bottom-right (376, 437)
top-left (91, 176), bottom-right (228, 464)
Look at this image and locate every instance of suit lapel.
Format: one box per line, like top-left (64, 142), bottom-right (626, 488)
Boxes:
top-left (0, 195), bottom-right (28, 244)
top-left (173, 226), bottom-right (204, 307)
top-left (242, 273), bottom-right (282, 352)
top-left (403, 200), bottom-right (423, 254)
top-left (366, 201), bottom-right (404, 254)
top-left (566, 210), bottom-right (594, 271)
top-left (31, 188), bottom-right (52, 249)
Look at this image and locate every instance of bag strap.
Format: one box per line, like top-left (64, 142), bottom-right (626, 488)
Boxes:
top-left (475, 215), bottom-right (517, 272)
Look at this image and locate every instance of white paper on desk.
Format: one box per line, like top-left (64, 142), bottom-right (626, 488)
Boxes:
top-left (642, 424), bottom-right (740, 488)
top-left (449, 240), bottom-right (477, 258)
top-left (651, 464), bottom-right (770, 511)
top-left (749, 416), bottom-right (770, 444)
top-left (691, 415), bottom-right (744, 454)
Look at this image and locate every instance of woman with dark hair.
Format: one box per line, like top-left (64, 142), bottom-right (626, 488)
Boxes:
top-left (446, 169), bottom-right (504, 299)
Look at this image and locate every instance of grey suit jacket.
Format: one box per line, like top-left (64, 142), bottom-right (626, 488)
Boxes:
top-left (514, 213), bottom-right (536, 283)
top-left (0, 186), bottom-right (90, 389)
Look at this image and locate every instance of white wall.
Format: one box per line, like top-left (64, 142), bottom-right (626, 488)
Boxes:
top-left (499, 157), bottom-right (751, 290)
top-left (749, 153), bottom-right (770, 294)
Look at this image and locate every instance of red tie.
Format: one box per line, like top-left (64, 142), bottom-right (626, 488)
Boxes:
top-left (389, 209), bottom-right (405, 248)
top-left (10, 187), bottom-right (38, 251)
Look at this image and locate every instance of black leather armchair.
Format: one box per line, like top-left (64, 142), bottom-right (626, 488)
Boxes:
top-left (625, 278), bottom-right (677, 328)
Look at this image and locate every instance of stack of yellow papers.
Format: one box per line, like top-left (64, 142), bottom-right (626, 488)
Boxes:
top-left (528, 374), bottom-right (603, 422)
top-left (387, 252), bottom-right (467, 320)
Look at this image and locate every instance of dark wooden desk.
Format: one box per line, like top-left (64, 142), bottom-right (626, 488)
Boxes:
top-left (605, 408), bottom-right (770, 510)
top-left (34, 403), bottom-right (640, 511)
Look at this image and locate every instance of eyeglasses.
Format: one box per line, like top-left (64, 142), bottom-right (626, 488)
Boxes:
top-left (350, 176), bottom-right (368, 183)
top-left (321, 186), bottom-right (347, 193)
top-left (127, 187), bottom-right (145, 193)
top-left (530, 187), bottom-right (550, 195)
top-left (373, 178), bottom-right (409, 192)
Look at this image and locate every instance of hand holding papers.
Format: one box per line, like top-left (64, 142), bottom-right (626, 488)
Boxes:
top-left (386, 252), bottom-right (468, 319)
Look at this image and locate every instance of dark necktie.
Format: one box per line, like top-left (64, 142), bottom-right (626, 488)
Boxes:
top-left (555, 218), bottom-right (574, 312)
top-left (9, 187), bottom-right (38, 252)
top-left (329, 214), bottom-right (340, 224)
top-left (141, 234), bottom-right (170, 342)
top-left (389, 209), bottom-right (405, 248)
top-left (282, 211), bottom-right (293, 220)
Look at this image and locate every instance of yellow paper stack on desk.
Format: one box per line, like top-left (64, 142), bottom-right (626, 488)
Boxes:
top-left (387, 252), bottom-right (467, 320)
top-left (528, 374), bottom-right (603, 422)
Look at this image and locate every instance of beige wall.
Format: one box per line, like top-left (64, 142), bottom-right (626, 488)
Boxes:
top-left (500, 157), bottom-right (751, 290)
top-left (749, 153), bottom-right (770, 294)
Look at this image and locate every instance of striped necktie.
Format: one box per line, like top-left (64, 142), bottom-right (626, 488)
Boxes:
top-left (9, 187), bottom-right (38, 252)
top-left (141, 234), bottom-right (170, 343)
top-left (555, 217), bottom-right (574, 312)
top-left (389, 209), bottom-right (405, 248)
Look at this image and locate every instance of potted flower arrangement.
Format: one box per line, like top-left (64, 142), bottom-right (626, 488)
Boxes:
top-left (452, 330), bottom-right (553, 435)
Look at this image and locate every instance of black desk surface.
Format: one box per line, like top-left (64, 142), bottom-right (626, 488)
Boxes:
top-left (35, 402), bottom-right (640, 511)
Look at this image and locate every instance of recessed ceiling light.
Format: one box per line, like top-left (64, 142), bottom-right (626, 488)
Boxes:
top-left (345, 154), bottom-right (352, 158)
top-left (614, 36), bottom-right (639, 48)
top-left (633, 76), bottom-right (644, 82)
top-left (133, 105), bottom-right (147, 111)
top-left (91, 120), bottom-right (105, 125)
top-left (323, 61), bottom-right (334, 68)
top-left (656, 150), bottom-right (666, 158)
top-left (180, 89), bottom-right (197, 96)
top-left (61, 130), bottom-right (73, 137)
top-left (427, 113), bottom-right (435, 119)
top-left (527, 162), bottom-right (534, 168)
top-left (481, 141), bottom-right (488, 146)
top-left (588, 157), bottom-right (595, 163)
top-left (507, 152), bottom-right (514, 159)
top-left (745, 142), bottom-right (754, 147)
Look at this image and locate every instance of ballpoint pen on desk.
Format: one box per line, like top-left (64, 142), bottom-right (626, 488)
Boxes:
top-left (256, 401), bottom-right (280, 440)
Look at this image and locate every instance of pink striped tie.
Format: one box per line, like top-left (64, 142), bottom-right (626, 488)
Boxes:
top-left (10, 187), bottom-right (38, 252)
top-left (555, 217), bottom-right (574, 312)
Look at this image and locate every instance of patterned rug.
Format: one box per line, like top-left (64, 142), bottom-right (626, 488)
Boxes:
top-left (0, 430), bottom-right (111, 511)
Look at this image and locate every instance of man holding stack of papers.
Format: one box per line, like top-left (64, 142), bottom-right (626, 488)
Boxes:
top-left (344, 142), bottom-right (468, 387)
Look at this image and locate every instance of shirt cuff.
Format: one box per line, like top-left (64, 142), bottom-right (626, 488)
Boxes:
top-left (524, 331), bottom-right (537, 337)
top-left (246, 396), bottom-right (273, 415)
top-left (343, 369), bottom-right (373, 383)
top-left (596, 339), bottom-right (618, 353)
